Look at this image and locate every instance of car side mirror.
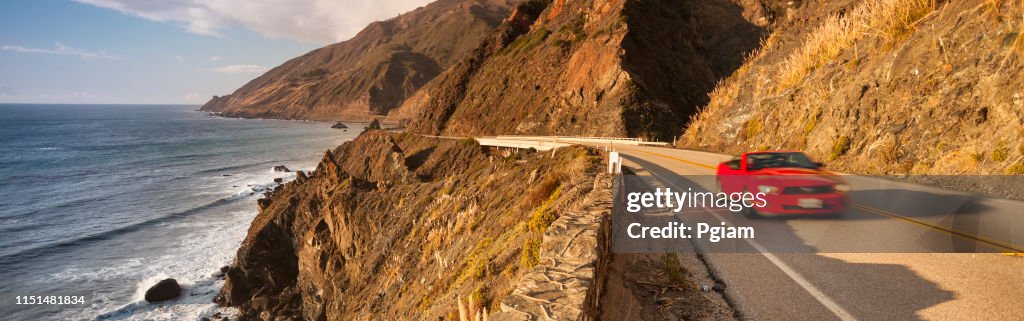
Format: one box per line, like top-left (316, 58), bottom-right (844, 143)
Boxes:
top-left (813, 162), bottom-right (824, 168)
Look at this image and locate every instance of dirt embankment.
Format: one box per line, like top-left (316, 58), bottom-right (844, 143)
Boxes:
top-left (683, 0), bottom-right (1024, 176)
top-left (218, 131), bottom-right (611, 320)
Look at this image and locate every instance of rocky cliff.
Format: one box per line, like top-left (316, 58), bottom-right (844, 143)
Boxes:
top-left (219, 131), bottom-right (606, 320)
top-left (200, 0), bottom-right (517, 120)
top-left (394, 0), bottom-right (773, 140)
top-left (682, 0), bottom-right (1024, 175)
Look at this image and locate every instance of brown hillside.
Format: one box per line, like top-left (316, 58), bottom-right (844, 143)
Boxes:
top-left (200, 0), bottom-right (517, 120)
top-left (682, 0), bottom-right (1024, 175)
top-left (393, 0), bottom-right (773, 140)
top-left (220, 132), bottom-right (607, 320)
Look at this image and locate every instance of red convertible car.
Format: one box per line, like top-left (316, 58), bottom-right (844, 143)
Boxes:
top-left (716, 151), bottom-right (848, 217)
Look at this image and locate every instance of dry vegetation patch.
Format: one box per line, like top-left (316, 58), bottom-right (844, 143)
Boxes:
top-left (776, 0), bottom-right (937, 91)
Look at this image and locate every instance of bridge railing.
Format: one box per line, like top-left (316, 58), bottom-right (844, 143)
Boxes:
top-left (493, 135), bottom-right (668, 146)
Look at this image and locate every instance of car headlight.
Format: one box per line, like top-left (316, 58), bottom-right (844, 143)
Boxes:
top-left (834, 184), bottom-right (850, 193)
top-left (757, 185), bottom-right (779, 194)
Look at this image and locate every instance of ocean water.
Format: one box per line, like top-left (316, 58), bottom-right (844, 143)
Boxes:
top-left (0, 104), bottom-right (359, 320)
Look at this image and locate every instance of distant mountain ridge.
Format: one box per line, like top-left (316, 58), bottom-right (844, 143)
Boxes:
top-left (203, 0), bottom-right (774, 141)
top-left (201, 0), bottom-right (517, 120)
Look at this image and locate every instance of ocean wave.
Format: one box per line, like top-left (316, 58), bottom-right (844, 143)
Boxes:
top-left (93, 275), bottom-right (234, 321)
top-left (0, 175), bottom-right (291, 268)
top-left (193, 162), bottom-right (270, 176)
top-left (41, 207), bottom-right (256, 320)
top-left (1, 165), bottom-right (298, 241)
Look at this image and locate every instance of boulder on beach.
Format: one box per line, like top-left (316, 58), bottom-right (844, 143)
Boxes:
top-left (144, 278), bottom-right (181, 303)
top-left (272, 165), bottom-right (290, 173)
top-left (330, 122), bottom-right (348, 129)
top-left (273, 178), bottom-right (283, 183)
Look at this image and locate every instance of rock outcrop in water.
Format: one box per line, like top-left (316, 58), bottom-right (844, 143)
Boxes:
top-left (144, 278), bottom-right (181, 303)
top-left (219, 131), bottom-right (606, 320)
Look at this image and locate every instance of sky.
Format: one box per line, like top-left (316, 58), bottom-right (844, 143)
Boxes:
top-left (0, 0), bottom-right (433, 105)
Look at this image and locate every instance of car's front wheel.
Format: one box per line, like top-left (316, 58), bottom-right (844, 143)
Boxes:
top-left (742, 186), bottom-right (762, 219)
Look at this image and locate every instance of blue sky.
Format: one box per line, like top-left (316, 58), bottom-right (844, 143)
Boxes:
top-left (0, 0), bottom-right (432, 104)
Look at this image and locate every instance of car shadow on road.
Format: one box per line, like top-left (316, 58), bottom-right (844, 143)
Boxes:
top-left (614, 155), bottom-right (957, 321)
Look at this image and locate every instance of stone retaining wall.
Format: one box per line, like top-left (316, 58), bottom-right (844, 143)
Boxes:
top-left (491, 174), bottom-right (616, 320)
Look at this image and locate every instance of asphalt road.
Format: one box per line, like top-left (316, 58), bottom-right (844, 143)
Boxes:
top-left (608, 144), bottom-right (1024, 321)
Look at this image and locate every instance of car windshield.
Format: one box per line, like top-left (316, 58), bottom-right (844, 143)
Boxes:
top-left (747, 152), bottom-right (818, 169)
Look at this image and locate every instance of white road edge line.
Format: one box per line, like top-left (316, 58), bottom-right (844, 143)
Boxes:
top-left (643, 166), bottom-right (859, 321)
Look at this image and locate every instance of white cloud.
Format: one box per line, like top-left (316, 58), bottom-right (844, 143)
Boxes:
top-left (73, 0), bottom-right (434, 44)
top-left (210, 64), bottom-right (269, 74)
top-left (184, 92), bottom-right (202, 101)
top-left (1, 42), bottom-right (119, 60)
top-left (209, 56), bottom-right (222, 61)
top-left (0, 85), bottom-right (15, 98)
top-left (174, 55), bottom-right (185, 61)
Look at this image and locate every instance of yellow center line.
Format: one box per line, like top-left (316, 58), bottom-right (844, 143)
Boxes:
top-left (848, 203), bottom-right (1024, 253)
top-left (614, 145), bottom-right (1024, 254)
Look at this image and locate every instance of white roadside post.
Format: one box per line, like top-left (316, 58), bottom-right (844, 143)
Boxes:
top-left (608, 151), bottom-right (621, 174)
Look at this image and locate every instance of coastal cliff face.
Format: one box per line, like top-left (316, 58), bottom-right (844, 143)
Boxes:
top-left (394, 0), bottom-right (773, 140)
top-left (200, 0), bottom-right (517, 121)
top-left (220, 131), bottom-right (605, 320)
top-left (682, 0), bottom-right (1024, 175)
top-left (203, 0), bottom-right (777, 140)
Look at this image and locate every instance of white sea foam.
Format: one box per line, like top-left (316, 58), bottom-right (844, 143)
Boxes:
top-left (2, 106), bottom-right (348, 321)
top-left (86, 208), bottom-right (256, 320)
top-left (85, 164), bottom-right (314, 320)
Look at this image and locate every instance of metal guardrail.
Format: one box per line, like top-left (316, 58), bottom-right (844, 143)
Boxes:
top-left (495, 135), bottom-right (644, 142)
top-left (475, 138), bottom-right (571, 151)
top-left (493, 135), bottom-right (669, 146)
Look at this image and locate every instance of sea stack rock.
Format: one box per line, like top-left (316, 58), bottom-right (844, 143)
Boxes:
top-left (362, 119), bottom-right (381, 133)
top-left (330, 122), bottom-right (348, 129)
top-left (272, 165), bottom-right (290, 173)
top-left (144, 278), bottom-right (181, 303)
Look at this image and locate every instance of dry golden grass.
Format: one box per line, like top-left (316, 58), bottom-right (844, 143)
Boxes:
top-left (991, 146), bottom-right (1009, 162)
top-left (1008, 163), bottom-right (1024, 175)
top-left (682, 33), bottom-right (778, 145)
top-left (830, 136), bottom-right (852, 160)
top-left (775, 0), bottom-right (936, 92)
top-left (1016, 0), bottom-right (1024, 54)
top-left (522, 173), bottom-right (561, 209)
top-left (457, 292), bottom-right (489, 321)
